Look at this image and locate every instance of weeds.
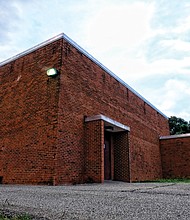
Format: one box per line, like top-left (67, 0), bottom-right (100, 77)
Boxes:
top-left (141, 178), bottom-right (190, 183)
top-left (0, 213), bottom-right (32, 220)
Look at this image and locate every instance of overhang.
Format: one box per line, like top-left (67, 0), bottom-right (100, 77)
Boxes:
top-left (85, 114), bottom-right (130, 133)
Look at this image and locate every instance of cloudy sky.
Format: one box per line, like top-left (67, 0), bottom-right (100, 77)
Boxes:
top-left (1, 0), bottom-right (190, 121)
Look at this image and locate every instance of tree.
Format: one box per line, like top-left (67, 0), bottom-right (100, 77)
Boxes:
top-left (169, 116), bottom-right (190, 135)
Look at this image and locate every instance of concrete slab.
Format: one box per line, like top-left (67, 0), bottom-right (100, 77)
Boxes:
top-left (0, 182), bottom-right (190, 219)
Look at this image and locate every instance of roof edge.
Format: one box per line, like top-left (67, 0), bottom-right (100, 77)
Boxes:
top-left (160, 133), bottom-right (190, 140)
top-left (63, 34), bottom-right (168, 119)
top-left (0, 33), bottom-right (64, 67)
top-left (0, 33), bottom-right (168, 119)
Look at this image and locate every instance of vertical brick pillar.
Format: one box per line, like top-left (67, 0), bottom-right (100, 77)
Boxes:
top-left (113, 131), bottom-right (130, 182)
top-left (84, 120), bottom-right (104, 183)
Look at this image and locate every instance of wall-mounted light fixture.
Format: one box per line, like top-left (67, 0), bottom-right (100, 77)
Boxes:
top-left (105, 126), bottom-right (114, 131)
top-left (46, 68), bottom-right (58, 77)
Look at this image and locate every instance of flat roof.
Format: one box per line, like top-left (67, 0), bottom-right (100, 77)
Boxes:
top-left (160, 133), bottom-right (190, 140)
top-left (0, 33), bottom-right (168, 118)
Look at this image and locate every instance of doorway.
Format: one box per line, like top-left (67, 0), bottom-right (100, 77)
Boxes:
top-left (104, 130), bottom-right (130, 182)
top-left (104, 132), bottom-right (112, 180)
top-left (85, 114), bottom-right (130, 183)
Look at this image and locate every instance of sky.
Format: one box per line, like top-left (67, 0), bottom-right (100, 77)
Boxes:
top-left (1, 0), bottom-right (190, 121)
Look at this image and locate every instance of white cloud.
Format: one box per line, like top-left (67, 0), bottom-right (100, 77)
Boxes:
top-left (0, 0), bottom-right (90, 61)
top-left (177, 112), bottom-right (190, 122)
top-left (161, 79), bottom-right (187, 108)
top-left (161, 39), bottom-right (190, 52)
top-left (82, 1), bottom-right (155, 56)
top-left (150, 79), bottom-right (190, 121)
top-left (173, 15), bottom-right (190, 33)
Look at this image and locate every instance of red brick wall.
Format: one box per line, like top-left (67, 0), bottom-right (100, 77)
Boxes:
top-left (0, 147), bottom-right (2, 179)
top-left (130, 128), bottom-right (163, 181)
top-left (84, 120), bottom-right (104, 183)
top-left (0, 39), bottom-right (63, 184)
top-left (113, 132), bottom-right (130, 182)
top-left (0, 36), bottom-right (170, 184)
top-left (56, 38), bottom-right (169, 182)
top-left (160, 135), bottom-right (190, 178)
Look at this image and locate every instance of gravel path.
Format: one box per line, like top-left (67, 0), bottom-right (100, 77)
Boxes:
top-left (0, 181), bottom-right (190, 219)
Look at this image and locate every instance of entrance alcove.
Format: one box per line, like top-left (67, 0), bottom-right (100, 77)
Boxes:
top-left (85, 115), bottom-right (130, 183)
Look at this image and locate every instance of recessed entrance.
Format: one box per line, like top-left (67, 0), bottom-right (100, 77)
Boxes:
top-left (0, 176), bottom-right (3, 184)
top-left (104, 130), bottom-right (130, 182)
top-left (104, 132), bottom-right (111, 180)
top-left (85, 114), bottom-right (130, 183)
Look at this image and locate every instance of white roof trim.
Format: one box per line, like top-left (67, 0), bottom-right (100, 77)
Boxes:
top-left (0, 33), bottom-right (167, 119)
top-left (85, 114), bottom-right (130, 132)
top-left (160, 133), bottom-right (190, 140)
top-left (0, 33), bottom-right (64, 67)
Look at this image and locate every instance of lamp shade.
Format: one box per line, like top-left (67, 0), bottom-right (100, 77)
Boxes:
top-left (47, 68), bottom-right (58, 76)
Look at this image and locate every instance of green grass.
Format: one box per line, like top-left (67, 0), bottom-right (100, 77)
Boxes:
top-left (142, 178), bottom-right (190, 183)
top-left (0, 214), bottom-right (32, 220)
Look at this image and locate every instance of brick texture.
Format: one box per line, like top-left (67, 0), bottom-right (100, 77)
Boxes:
top-left (0, 36), bottom-right (170, 184)
top-left (160, 136), bottom-right (190, 178)
top-left (0, 39), bottom-right (63, 184)
top-left (113, 132), bottom-right (130, 182)
top-left (84, 120), bottom-right (104, 183)
top-left (56, 38), bottom-right (169, 183)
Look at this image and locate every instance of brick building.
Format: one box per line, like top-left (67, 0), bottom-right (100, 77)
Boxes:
top-left (0, 34), bottom-right (189, 185)
top-left (160, 134), bottom-right (190, 179)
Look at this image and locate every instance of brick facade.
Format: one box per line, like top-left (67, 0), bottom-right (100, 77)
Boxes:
top-left (0, 39), bottom-right (63, 184)
top-left (0, 33), bottom-right (178, 185)
top-left (160, 134), bottom-right (190, 179)
top-left (113, 132), bottom-right (130, 182)
top-left (84, 120), bottom-right (104, 183)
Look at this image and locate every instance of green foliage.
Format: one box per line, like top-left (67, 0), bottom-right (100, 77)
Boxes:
top-left (139, 178), bottom-right (190, 183)
top-left (169, 116), bottom-right (190, 135)
top-left (0, 214), bottom-right (31, 220)
top-left (155, 178), bottom-right (190, 183)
